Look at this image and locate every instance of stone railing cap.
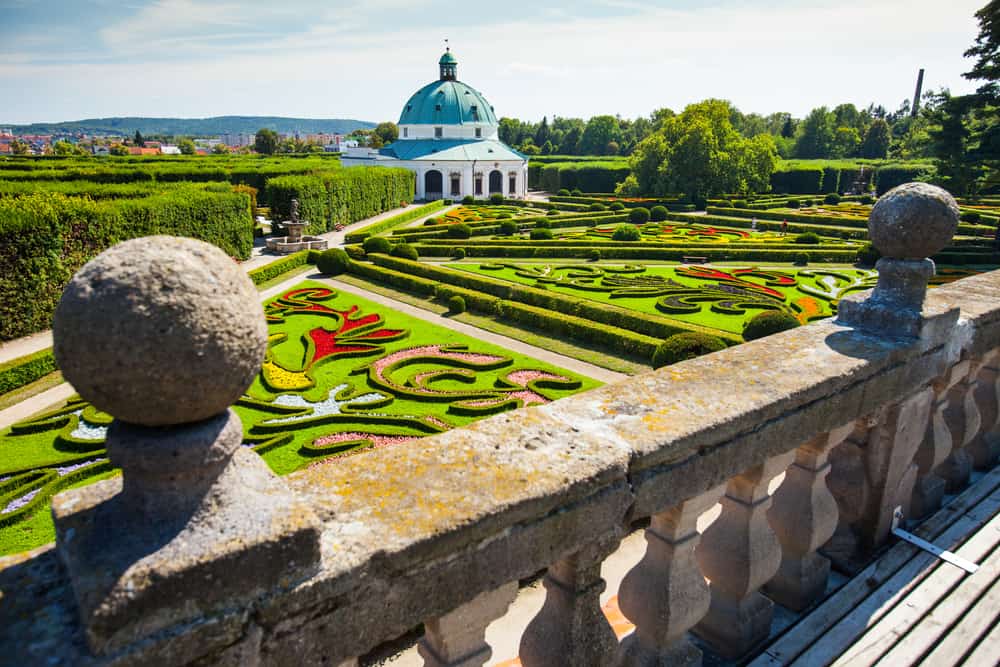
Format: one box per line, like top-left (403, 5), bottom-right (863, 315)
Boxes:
top-left (868, 182), bottom-right (959, 259)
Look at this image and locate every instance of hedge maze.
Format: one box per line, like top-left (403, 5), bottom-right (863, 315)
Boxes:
top-left (0, 155), bottom-right (415, 341)
top-left (0, 281), bottom-right (595, 555)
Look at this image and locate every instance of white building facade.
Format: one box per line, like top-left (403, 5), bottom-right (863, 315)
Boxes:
top-left (342, 49), bottom-right (528, 201)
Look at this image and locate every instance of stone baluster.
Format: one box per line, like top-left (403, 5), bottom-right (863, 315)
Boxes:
top-left (764, 422), bottom-right (854, 611)
top-left (693, 451), bottom-right (796, 659)
top-left (937, 359), bottom-right (981, 493)
top-left (616, 484), bottom-right (727, 667)
top-left (520, 535), bottom-right (621, 667)
top-left (830, 182), bottom-right (961, 563)
top-left (48, 236), bottom-right (322, 657)
top-left (911, 366), bottom-right (962, 517)
top-left (418, 582), bottom-right (518, 667)
top-left (969, 350), bottom-right (1000, 469)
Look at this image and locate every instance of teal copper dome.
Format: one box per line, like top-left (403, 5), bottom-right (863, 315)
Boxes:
top-left (398, 50), bottom-right (498, 127)
top-left (398, 80), bottom-right (498, 126)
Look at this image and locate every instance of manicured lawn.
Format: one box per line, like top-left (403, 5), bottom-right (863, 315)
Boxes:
top-left (0, 280), bottom-right (597, 555)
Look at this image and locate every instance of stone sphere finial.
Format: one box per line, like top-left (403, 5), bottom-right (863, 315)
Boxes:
top-left (53, 236), bottom-right (267, 426)
top-left (868, 182), bottom-right (959, 259)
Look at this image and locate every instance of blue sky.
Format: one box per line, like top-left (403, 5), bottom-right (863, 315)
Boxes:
top-left (0, 0), bottom-right (986, 125)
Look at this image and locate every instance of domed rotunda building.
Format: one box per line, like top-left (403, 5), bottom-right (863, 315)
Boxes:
top-left (341, 49), bottom-right (528, 201)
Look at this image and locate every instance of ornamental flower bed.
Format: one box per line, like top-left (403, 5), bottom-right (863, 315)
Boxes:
top-left (0, 282), bottom-right (597, 555)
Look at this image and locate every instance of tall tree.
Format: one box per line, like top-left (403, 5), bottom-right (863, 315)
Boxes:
top-left (177, 138), bottom-right (197, 155)
top-left (134, 130), bottom-right (144, 146)
top-left (579, 115), bottom-right (621, 155)
top-left (254, 128), bottom-right (279, 155)
top-left (373, 122), bottom-right (399, 145)
top-left (794, 107), bottom-right (836, 158)
top-left (860, 118), bottom-right (891, 158)
top-left (964, 0), bottom-right (1000, 100)
top-left (534, 116), bottom-right (551, 147)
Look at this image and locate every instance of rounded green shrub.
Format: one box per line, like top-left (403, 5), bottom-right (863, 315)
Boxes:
top-left (824, 193), bottom-right (842, 205)
top-left (742, 311), bottom-right (800, 341)
top-left (363, 236), bottom-right (392, 254)
top-left (571, 188), bottom-right (583, 196)
top-left (448, 223), bottom-right (472, 239)
top-left (494, 211), bottom-right (512, 219)
top-left (390, 243), bottom-right (419, 260)
top-left (856, 242), bottom-right (881, 266)
top-left (535, 218), bottom-right (552, 229)
top-left (612, 224), bottom-right (642, 241)
top-left (489, 193), bottom-right (504, 204)
top-left (652, 333), bottom-right (727, 369)
top-left (589, 203), bottom-right (606, 211)
top-left (589, 249), bottom-right (601, 261)
top-left (462, 195), bottom-right (475, 204)
top-left (345, 245), bottom-right (366, 260)
top-left (557, 188), bottom-right (570, 196)
top-left (316, 248), bottom-right (351, 275)
top-left (609, 202), bottom-right (626, 211)
top-left (453, 248), bottom-right (467, 259)
top-left (447, 295), bottom-right (466, 314)
top-left (860, 195), bottom-right (874, 205)
top-left (731, 199), bottom-right (748, 209)
top-left (650, 205), bottom-right (668, 221)
top-left (794, 232), bottom-right (821, 244)
top-left (629, 207), bottom-right (651, 224)
top-left (530, 228), bottom-right (553, 240)
top-left (794, 252), bottom-right (809, 266)
top-left (498, 220), bottom-right (518, 235)
top-left (786, 199), bottom-right (801, 209)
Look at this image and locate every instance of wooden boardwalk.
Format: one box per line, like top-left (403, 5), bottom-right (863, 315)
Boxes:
top-left (752, 466), bottom-right (1000, 667)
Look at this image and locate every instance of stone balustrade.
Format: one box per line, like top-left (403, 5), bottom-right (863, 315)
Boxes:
top-left (2, 183), bottom-right (1000, 666)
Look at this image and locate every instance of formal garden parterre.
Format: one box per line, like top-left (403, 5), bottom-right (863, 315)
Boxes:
top-left (0, 280), bottom-right (597, 555)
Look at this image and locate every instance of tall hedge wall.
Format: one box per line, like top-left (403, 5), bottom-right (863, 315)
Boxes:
top-left (534, 162), bottom-right (631, 193)
top-left (265, 167), bottom-right (415, 232)
top-left (0, 190), bottom-right (253, 340)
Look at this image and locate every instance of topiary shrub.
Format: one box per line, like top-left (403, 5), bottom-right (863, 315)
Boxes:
top-left (652, 333), bottom-right (727, 369)
top-left (629, 207), bottom-right (651, 224)
top-left (530, 228), bottom-right (554, 240)
top-left (824, 193), bottom-right (842, 205)
top-left (589, 249), bottom-right (601, 262)
top-left (794, 252), bottom-right (809, 266)
top-left (857, 242), bottom-right (881, 266)
top-left (316, 248), bottom-right (351, 275)
top-left (860, 195), bottom-right (874, 205)
top-left (489, 193), bottom-right (504, 204)
top-left (802, 198), bottom-right (815, 206)
top-left (494, 211), bottom-right (512, 219)
top-left (498, 220), bottom-right (518, 235)
top-left (557, 188), bottom-right (571, 196)
top-left (447, 295), bottom-right (467, 314)
top-left (794, 232), bottom-right (821, 244)
top-left (462, 195), bottom-right (475, 204)
top-left (731, 199), bottom-right (748, 209)
top-left (742, 311), bottom-right (800, 341)
top-left (692, 195), bottom-right (708, 210)
top-left (535, 218), bottom-right (552, 229)
top-left (609, 202), bottom-right (626, 211)
top-left (612, 224), bottom-right (642, 241)
top-left (453, 248), bottom-right (467, 259)
top-left (571, 188), bottom-right (583, 196)
top-left (589, 203), bottom-right (606, 211)
top-left (345, 245), bottom-right (366, 260)
top-left (390, 243), bottom-right (419, 260)
top-left (448, 223), bottom-right (472, 239)
top-left (786, 198), bottom-right (801, 209)
top-left (650, 205), bottom-right (668, 222)
top-left (363, 236), bottom-right (392, 254)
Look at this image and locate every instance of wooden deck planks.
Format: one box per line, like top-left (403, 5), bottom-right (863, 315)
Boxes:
top-left (752, 467), bottom-right (1000, 667)
top-left (834, 512), bottom-right (1000, 665)
top-left (922, 574), bottom-right (1000, 667)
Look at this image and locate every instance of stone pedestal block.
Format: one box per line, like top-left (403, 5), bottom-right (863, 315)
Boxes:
top-left (418, 582), bottom-right (517, 667)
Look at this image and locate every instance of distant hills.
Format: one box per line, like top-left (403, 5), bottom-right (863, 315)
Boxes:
top-left (1, 116), bottom-right (376, 137)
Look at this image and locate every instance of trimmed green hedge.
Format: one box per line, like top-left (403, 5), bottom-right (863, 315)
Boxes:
top-left (366, 254), bottom-right (740, 343)
top-left (247, 250), bottom-right (316, 285)
top-left (344, 199), bottom-right (444, 244)
top-left (411, 244), bottom-right (860, 263)
top-left (347, 260), bottom-right (663, 360)
top-left (535, 162), bottom-right (632, 193)
top-left (0, 190), bottom-right (253, 340)
top-left (0, 348), bottom-right (57, 395)
top-left (265, 166), bottom-right (415, 233)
